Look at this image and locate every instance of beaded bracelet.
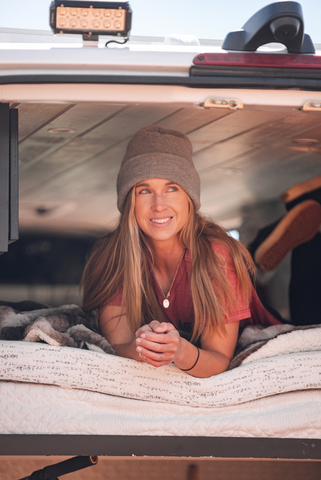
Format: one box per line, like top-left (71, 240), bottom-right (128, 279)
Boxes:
top-left (179, 347), bottom-right (200, 372)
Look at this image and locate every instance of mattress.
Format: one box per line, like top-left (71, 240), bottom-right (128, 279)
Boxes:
top-left (0, 381), bottom-right (320, 437)
top-left (1, 330), bottom-right (321, 438)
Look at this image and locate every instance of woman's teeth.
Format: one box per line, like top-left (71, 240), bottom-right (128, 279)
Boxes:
top-left (151, 217), bottom-right (171, 224)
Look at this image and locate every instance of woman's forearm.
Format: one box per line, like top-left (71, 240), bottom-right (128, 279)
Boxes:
top-left (174, 338), bottom-right (230, 378)
top-left (112, 335), bottom-right (231, 376)
top-left (112, 339), bottom-right (145, 362)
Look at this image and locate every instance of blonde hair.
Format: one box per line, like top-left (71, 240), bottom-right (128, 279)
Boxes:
top-left (81, 189), bottom-right (255, 342)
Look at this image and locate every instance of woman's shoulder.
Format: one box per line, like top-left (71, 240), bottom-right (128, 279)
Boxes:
top-left (185, 241), bottom-right (234, 269)
top-left (103, 287), bottom-right (123, 307)
top-left (210, 242), bottom-right (233, 264)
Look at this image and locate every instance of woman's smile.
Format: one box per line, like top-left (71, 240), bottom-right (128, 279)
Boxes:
top-left (150, 216), bottom-right (173, 226)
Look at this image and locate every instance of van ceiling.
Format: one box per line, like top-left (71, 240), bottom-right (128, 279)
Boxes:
top-left (17, 101), bottom-right (321, 234)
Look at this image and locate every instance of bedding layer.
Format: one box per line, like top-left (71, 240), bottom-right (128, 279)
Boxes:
top-left (0, 332), bottom-right (321, 407)
top-left (1, 381), bottom-right (320, 437)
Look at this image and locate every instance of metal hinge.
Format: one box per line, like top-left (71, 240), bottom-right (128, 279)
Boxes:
top-left (203, 98), bottom-right (243, 110)
top-left (302, 101), bottom-right (321, 112)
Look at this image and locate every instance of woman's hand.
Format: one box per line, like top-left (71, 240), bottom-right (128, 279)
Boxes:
top-left (100, 306), bottom-right (240, 377)
top-left (135, 321), bottom-right (158, 339)
top-left (135, 321), bottom-right (183, 367)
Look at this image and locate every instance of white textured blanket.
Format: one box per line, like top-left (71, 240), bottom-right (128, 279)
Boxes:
top-left (1, 326), bottom-right (321, 408)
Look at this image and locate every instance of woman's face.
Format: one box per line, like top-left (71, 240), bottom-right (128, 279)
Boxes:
top-left (134, 178), bottom-right (189, 246)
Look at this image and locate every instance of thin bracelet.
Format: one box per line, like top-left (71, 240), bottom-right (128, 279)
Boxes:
top-left (179, 347), bottom-right (200, 372)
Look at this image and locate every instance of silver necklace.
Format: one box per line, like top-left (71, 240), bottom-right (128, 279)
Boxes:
top-left (153, 250), bottom-right (185, 309)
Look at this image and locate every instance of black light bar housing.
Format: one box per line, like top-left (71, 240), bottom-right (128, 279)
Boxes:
top-left (222, 1), bottom-right (315, 54)
top-left (49, 0), bottom-right (132, 37)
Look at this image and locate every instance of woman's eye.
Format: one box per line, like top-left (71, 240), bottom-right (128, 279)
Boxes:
top-left (167, 186), bottom-right (178, 192)
top-left (138, 188), bottom-right (150, 194)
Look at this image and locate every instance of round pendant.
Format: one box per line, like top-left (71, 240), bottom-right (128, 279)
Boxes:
top-left (163, 298), bottom-right (170, 308)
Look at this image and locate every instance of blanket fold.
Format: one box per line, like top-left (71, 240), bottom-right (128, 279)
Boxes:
top-left (0, 302), bottom-right (115, 355)
top-left (0, 301), bottom-right (320, 367)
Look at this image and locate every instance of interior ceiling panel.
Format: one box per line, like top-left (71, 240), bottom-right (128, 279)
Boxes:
top-left (290, 124), bottom-right (321, 143)
top-left (42, 138), bottom-right (114, 164)
top-left (82, 105), bottom-right (181, 141)
top-left (39, 142), bottom-right (128, 199)
top-left (187, 110), bottom-right (286, 143)
top-left (17, 103), bottom-right (75, 142)
top-left (16, 102), bottom-right (321, 234)
top-left (194, 111), bottom-right (321, 172)
top-left (19, 103), bottom-right (125, 166)
top-left (155, 107), bottom-right (230, 134)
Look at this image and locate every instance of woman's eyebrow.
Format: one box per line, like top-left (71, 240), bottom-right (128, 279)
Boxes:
top-left (135, 183), bottom-right (150, 188)
top-left (135, 182), bottom-right (178, 188)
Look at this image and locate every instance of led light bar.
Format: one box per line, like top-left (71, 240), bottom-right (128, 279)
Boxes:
top-left (193, 52), bottom-right (321, 70)
top-left (49, 1), bottom-right (132, 37)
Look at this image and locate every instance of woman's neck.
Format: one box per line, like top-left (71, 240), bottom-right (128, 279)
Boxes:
top-left (150, 241), bottom-right (185, 296)
top-left (150, 239), bottom-right (185, 276)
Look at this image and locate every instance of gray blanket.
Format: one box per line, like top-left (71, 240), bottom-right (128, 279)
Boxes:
top-left (0, 300), bottom-right (318, 369)
top-left (0, 300), bottom-right (115, 355)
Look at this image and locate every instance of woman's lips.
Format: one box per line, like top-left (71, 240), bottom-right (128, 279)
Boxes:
top-left (149, 217), bottom-right (173, 227)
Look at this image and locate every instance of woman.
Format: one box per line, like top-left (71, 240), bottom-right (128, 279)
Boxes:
top-left (81, 125), bottom-right (280, 378)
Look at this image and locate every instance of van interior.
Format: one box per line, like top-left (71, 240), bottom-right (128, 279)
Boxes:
top-left (1, 94), bottom-right (321, 316)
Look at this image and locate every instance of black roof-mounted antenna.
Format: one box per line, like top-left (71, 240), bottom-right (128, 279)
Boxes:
top-left (222, 1), bottom-right (315, 54)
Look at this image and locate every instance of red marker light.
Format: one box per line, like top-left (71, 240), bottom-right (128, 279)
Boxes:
top-left (193, 52), bottom-right (321, 70)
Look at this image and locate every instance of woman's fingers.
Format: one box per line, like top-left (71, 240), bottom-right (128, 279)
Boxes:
top-left (136, 335), bottom-right (180, 365)
top-left (140, 324), bottom-right (178, 343)
top-left (135, 323), bottom-right (155, 338)
top-left (138, 331), bottom-right (178, 345)
top-left (142, 356), bottom-right (172, 368)
top-left (136, 345), bottom-right (173, 363)
top-left (136, 321), bottom-right (176, 339)
top-left (152, 321), bottom-right (176, 333)
top-left (136, 322), bottom-right (181, 367)
top-left (135, 320), bottom-right (165, 338)
top-left (148, 320), bottom-right (162, 331)
top-left (137, 337), bottom-right (175, 353)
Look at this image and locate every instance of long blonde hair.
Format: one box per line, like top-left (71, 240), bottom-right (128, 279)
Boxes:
top-left (81, 188), bottom-right (255, 342)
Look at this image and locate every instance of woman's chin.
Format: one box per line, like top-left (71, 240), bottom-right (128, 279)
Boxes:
top-left (144, 228), bottom-right (179, 244)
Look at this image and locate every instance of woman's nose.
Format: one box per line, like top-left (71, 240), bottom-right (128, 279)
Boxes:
top-left (152, 193), bottom-right (167, 211)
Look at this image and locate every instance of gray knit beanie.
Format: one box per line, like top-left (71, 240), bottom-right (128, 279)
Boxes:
top-left (117, 125), bottom-right (200, 212)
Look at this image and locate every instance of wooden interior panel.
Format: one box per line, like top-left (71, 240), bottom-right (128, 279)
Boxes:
top-left (17, 103), bottom-right (74, 142)
top-left (156, 107), bottom-right (230, 134)
top-left (194, 111), bottom-right (321, 171)
top-left (187, 110), bottom-right (287, 143)
top-left (19, 103), bottom-right (126, 166)
top-left (194, 142), bottom-right (260, 172)
top-left (19, 139), bottom-right (123, 196)
top-left (243, 151), bottom-right (321, 200)
top-left (16, 102), bottom-right (321, 233)
top-left (42, 138), bottom-right (116, 164)
top-left (19, 105), bottom-right (180, 196)
top-left (19, 142), bottom-right (128, 233)
top-left (82, 105), bottom-right (181, 142)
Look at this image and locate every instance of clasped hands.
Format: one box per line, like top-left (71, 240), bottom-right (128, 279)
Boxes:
top-left (135, 320), bottom-right (183, 367)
